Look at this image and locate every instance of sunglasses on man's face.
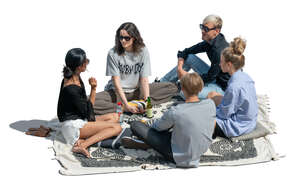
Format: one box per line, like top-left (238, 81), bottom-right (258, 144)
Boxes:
top-left (119, 35), bottom-right (132, 41)
top-left (199, 24), bottom-right (216, 33)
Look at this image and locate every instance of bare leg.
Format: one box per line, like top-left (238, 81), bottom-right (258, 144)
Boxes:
top-left (72, 121), bottom-right (122, 158)
top-left (207, 91), bottom-right (223, 106)
top-left (96, 113), bottom-right (119, 122)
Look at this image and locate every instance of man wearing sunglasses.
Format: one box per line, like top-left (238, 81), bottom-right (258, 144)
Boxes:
top-left (159, 15), bottom-right (230, 99)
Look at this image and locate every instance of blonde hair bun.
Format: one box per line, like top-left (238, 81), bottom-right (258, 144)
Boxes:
top-left (230, 37), bottom-right (246, 56)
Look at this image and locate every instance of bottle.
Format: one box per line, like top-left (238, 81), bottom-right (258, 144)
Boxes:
top-left (146, 97), bottom-right (153, 118)
top-left (116, 102), bottom-right (123, 123)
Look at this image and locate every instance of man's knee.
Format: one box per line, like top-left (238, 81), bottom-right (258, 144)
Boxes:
top-left (185, 54), bottom-right (198, 64)
top-left (130, 121), bottom-right (139, 133)
top-left (130, 121), bottom-right (146, 135)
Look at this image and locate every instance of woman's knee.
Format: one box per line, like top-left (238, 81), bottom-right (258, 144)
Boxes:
top-left (113, 123), bottom-right (122, 135)
top-left (109, 113), bottom-right (119, 122)
top-left (96, 112), bottom-right (116, 121)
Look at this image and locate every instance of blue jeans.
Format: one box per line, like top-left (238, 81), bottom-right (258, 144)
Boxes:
top-left (160, 54), bottom-right (224, 99)
top-left (130, 121), bottom-right (175, 163)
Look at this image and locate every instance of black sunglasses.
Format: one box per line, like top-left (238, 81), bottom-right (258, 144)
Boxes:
top-left (199, 24), bottom-right (216, 32)
top-left (119, 35), bottom-right (132, 41)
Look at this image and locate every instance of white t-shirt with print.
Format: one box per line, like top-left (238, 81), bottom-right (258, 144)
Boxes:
top-left (105, 47), bottom-right (151, 93)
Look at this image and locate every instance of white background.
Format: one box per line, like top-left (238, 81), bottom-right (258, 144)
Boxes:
top-left (1, 0), bottom-right (299, 189)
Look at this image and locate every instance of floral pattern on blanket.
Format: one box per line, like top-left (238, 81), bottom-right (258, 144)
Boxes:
top-left (75, 137), bottom-right (257, 168)
top-left (74, 147), bottom-right (171, 168)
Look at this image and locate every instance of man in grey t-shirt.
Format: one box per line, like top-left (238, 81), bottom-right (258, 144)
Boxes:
top-left (122, 73), bottom-right (216, 168)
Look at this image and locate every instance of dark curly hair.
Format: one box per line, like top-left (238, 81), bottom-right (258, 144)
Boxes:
top-left (114, 22), bottom-right (145, 55)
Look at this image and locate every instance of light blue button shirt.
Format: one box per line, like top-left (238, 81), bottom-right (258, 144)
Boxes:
top-left (216, 70), bottom-right (258, 137)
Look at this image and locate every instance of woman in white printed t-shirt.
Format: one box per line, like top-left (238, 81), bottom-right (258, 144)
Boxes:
top-left (93, 22), bottom-right (178, 115)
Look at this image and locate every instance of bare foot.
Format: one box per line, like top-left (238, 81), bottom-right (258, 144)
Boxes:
top-left (74, 139), bottom-right (85, 147)
top-left (72, 145), bottom-right (91, 158)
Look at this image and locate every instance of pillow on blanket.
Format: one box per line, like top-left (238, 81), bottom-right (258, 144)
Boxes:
top-left (230, 120), bottom-right (275, 141)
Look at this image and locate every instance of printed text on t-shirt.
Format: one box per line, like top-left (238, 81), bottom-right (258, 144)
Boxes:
top-left (118, 62), bottom-right (144, 75)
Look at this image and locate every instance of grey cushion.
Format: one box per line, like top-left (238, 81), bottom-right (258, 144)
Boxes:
top-left (230, 94), bottom-right (277, 141)
top-left (230, 120), bottom-right (274, 141)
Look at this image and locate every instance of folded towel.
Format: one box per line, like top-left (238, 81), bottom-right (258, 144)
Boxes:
top-left (127, 100), bottom-right (146, 110)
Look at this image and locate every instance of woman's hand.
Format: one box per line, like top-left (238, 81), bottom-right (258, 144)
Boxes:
top-left (124, 104), bottom-right (140, 114)
top-left (138, 107), bottom-right (145, 113)
top-left (88, 77), bottom-right (97, 105)
top-left (89, 77), bottom-right (97, 89)
top-left (140, 77), bottom-right (149, 102)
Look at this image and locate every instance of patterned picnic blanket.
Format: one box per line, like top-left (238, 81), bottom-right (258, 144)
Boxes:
top-left (51, 95), bottom-right (279, 175)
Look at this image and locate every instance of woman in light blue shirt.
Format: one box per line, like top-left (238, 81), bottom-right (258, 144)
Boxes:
top-left (208, 37), bottom-right (258, 138)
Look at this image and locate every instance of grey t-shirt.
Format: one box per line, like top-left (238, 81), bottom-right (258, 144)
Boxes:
top-left (151, 99), bottom-right (216, 168)
top-left (105, 47), bottom-right (151, 93)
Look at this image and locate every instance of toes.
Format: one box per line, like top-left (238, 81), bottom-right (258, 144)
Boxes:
top-left (72, 146), bottom-right (90, 158)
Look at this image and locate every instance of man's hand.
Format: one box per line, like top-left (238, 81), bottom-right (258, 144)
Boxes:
top-left (178, 58), bottom-right (184, 67)
top-left (177, 58), bottom-right (188, 80)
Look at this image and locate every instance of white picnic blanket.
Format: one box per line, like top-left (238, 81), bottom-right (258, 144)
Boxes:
top-left (51, 95), bottom-right (279, 175)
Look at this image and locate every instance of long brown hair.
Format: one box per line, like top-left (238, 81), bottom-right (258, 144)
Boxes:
top-left (114, 22), bottom-right (145, 55)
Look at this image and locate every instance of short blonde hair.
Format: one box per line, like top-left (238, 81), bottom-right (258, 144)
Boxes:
top-left (181, 73), bottom-right (204, 96)
top-left (203, 14), bottom-right (223, 29)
